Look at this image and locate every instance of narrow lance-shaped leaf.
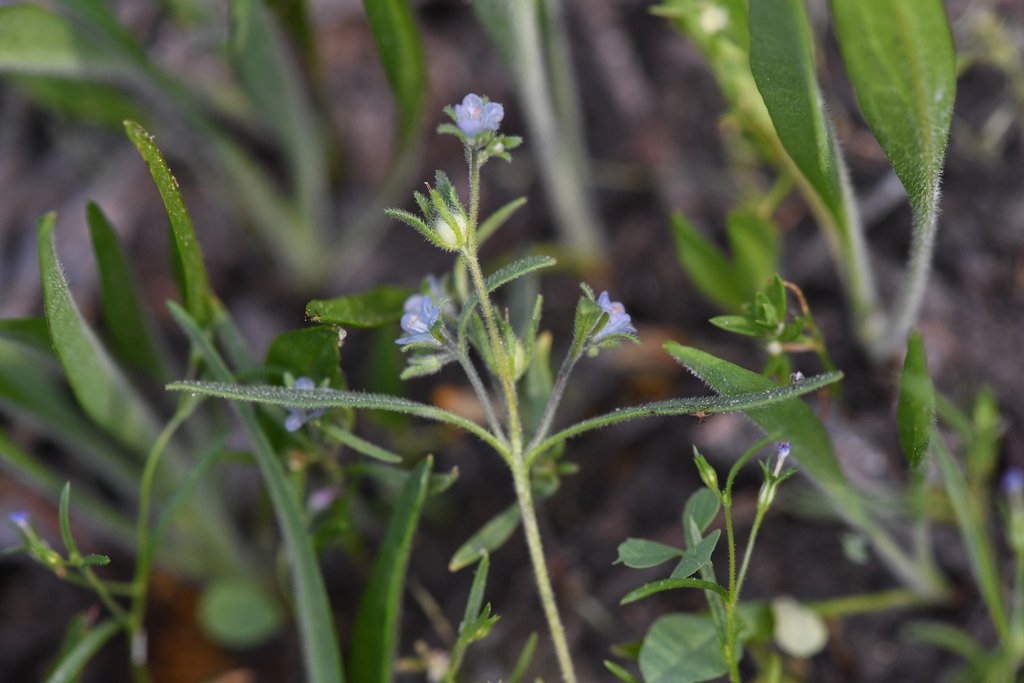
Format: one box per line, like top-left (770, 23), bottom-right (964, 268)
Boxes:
top-left (0, 4), bottom-right (132, 79)
top-left (87, 202), bottom-right (167, 378)
top-left (166, 380), bottom-right (507, 454)
top-left (449, 504), bottom-right (521, 572)
top-left (0, 340), bottom-right (140, 498)
top-left (44, 619), bottom-right (121, 683)
top-left (670, 213), bottom-right (746, 312)
top-left (830, 0), bottom-right (955, 228)
top-left (349, 457), bottom-right (433, 682)
top-left (362, 0), bottom-right (428, 146)
top-left (830, 0), bottom-right (956, 355)
top-left (124, 121), bottom-right (214, 326)
top-left (897, 331), bottom-right (935, 469)
top-left (749, 0), bottom-right (880, 337)
top-left (933, 436), bottom-right (1008, 639)
top-left (529, 361), bottom-right (843, 464)
top-left (306, 286), bottom-right (413, 327)
top-left (231, 0), bottom-right (327, 231)
top-left (38, 213), bottom-right (161, 456)
top-left (749, 0), bottom-right (844, 216)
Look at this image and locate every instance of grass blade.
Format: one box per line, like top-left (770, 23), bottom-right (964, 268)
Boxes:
top-left (230, 0), bottom-right (327, 235)
top-left (44, 619), bottom-right (121, 683)
top-left (362, 0), bottom-right (428, 147)
top-left (87, 202), bottom-right (167, 378)
top-left (349, 457), bottom-right (433, 682)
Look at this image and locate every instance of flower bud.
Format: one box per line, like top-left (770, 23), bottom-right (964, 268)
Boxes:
top-left (434, 213), bottom-right (467, 250)
top-left (693, 449), bottom-right (720, 494)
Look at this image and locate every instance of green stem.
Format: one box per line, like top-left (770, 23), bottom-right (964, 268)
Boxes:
top-left (809, 588), bottom-right (940, 618)
top-left (455, 344), bottom-right (507, 445)
top-left (722, 499), bottom-right (741, 683)
top-left (870, 204), bottom-right (939, 359)
top-left (525, 346), bottom-right (582, 457)
top-left (510, 462), bottom-right (577, 683)
top-left (462, 146), bottom-right (576, 682)
top-left (127, 401), bottom-right (193, 675)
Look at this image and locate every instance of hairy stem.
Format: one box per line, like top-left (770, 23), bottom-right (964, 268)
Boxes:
top-left (511, 461), bottom-right (577, 683)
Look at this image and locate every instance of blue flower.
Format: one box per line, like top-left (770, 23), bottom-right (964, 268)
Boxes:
top-left (396, 294), bottom-right (442, 346)
top-left (1003, 468), bottom-right (1024, 498)
top-left (285, 376), bottom-right (326, 432)
top-left (594, 291), bottom-right (636, 340)
top-left (8, 511), bottom-right (30, 529)
top-left (455, 94), bottom-right (504, 138)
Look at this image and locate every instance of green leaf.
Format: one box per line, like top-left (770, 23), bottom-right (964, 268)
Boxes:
top-left (750, 0), bottom-right (844, 216)
top-left (0, 339), bottom-right (140, 498)
top-left (362, 0), bottom-right (427, 146)
top-left (349, 457), bottom-right (433, 682)
top-left (639, 613), bottom-right (728, 683)
top-left (167, 380), bottom-right (507, 454)
top-left (322, 425), bottom-right (402, 464)
top-left (709, 315), bottom-right (765, 337)
top-left (9, 75), bottom-right (144, 125)
top-left (621, 578), bottom-right (728, 605)
top-left (897, 331), bottom-right (935, 469)
top-left (38, 213), bottom-right (161, 456)
top-left (306, 286), bottom-right (413, 327)
top-left (529, 360), bottom-right (842, 463)
top-left (726, 209), bottom-right (779, 297)
top-left (87, 202), bottom-right (166, 378)
top-left (933, 436), bottom-right (1008, 639)
top-left (266, 326), bottom-right (345, 388)
top-left (124, 121), bottom-right (214, 327)
top-left (604, 659), bottom-right (641, 683)
top-left (829, 0), bottom-right (955, 230)
top-left (0, 317), bottom-right (53, 352)
top-left (58, 482), bottom-right (78, 558)
top-left (0, 4), bottom-right (130, 79)
top-left (670, 529), bottom-right (720, 579)
top-left (198, 578), bottom-right (285, 649)
top-left (615, 538), bottom-right (683, 569)
top-left (507, 631), bottom-right (537, 683)
top-left (168, 302), bottom-right (344, 683)
top-left (484, 255), bottom-right (557, 293)
top-left (43, 619), bottom-right (121, 683)
top-left (231, 0), bottom-right (326, 231)
top-left (477, 196), bottom-right (528, 245)
top-left (682, 488), bottom-right (720, 544)
top-left (446, 552), bottom-right (495, 681)
top-left (671, 213), bottom-right (745, 311)
top-left (449, 504), bottom-right (521, 572)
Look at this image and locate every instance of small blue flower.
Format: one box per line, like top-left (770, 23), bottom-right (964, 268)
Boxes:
top-left (285, 376), bottom-right (326, 432)
top-left (9, 511), bottom-right (30, 529)
top-left (396, 294), bottom-right (442, 346)
top-left (774, 441), bottom-right (792, 475)
top-left (594, 291), bottom-right (636, 340)
top-left (455, 94), bottom-right (504, 138)
top-left (1003, 468), bottom-right (1024, 498)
